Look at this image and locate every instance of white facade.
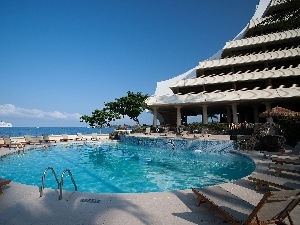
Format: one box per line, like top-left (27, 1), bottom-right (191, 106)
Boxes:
top-left (146, 0), bottom-right (300, 127)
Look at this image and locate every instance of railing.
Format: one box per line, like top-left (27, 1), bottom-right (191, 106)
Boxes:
top-left (40, 167), bottom-right (77, 200)
top-left (59, 169), bottom-right (77, 200)
top-left (39, 167), bottom-right (60, 197)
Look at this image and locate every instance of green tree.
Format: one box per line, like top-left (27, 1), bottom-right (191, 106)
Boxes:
top-left (105, 91), bottom-right (149, 126)
top-left (80, 109), bottom-right (120, 134)
top-left (208, 114), bottom-right (218, 122)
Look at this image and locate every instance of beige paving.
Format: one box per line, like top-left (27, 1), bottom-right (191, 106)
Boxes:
top-left (0, 137), bottom-right (299, 225)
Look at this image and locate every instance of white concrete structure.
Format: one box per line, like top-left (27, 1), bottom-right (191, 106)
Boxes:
top-left (146, 0), bottom-right (300, 127)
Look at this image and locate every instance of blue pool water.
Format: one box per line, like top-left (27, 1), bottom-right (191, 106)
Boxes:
top-left (0, 139), bottom-right (255, 193)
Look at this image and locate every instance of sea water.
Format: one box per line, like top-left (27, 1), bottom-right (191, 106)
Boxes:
top-left (0, 127), bottom-right (114, 137)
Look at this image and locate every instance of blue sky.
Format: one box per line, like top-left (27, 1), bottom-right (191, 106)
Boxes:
top-left (0, 0), bottom-right (258, 127)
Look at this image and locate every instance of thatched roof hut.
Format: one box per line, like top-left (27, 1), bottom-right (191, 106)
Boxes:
top-left (259, 106), bottom-right (300, 118)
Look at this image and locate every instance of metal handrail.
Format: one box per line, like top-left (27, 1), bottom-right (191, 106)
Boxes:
top-left (59, 169), bottom-right (77, 200)
top-left (40, 167), bottom-right (60, 197)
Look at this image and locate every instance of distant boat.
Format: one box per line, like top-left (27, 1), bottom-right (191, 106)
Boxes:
top-left (0, 121), bottom-right (12, 127)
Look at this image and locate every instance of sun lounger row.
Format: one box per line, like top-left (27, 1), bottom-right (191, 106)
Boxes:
top-left (266, 153), bottom-right (300, 177)
top-left (192, 139), bottom-right (300, 224)
top-left (1, 136), bottom-right (25, 149)
top-left (192, 186), bottom-right (300, 225)
top-left (12, 133), bottom-right (98, 146)
top-left (1, 133), bottom-right (107, 150)
top-left (24, 134), bottom-right (56, 144)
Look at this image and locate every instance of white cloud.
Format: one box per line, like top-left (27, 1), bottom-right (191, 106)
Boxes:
top-left (0, 104), bottom-right (81, 120)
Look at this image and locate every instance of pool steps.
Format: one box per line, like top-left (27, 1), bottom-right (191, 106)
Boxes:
top-left (39, 167), bottom-right (77, 200)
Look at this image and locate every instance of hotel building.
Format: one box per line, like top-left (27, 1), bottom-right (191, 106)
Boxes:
top-left (146, 0), bottom-right (300, 127)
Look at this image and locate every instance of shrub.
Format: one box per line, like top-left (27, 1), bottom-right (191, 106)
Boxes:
top-left (277, 116), bottom-right (300, 145)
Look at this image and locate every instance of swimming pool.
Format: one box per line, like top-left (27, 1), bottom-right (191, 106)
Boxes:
top-left (0, 139), bottom-right (255, 193)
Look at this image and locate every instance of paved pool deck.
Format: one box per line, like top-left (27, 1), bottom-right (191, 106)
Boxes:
top-left (0, 136), bottom-right (299, 225)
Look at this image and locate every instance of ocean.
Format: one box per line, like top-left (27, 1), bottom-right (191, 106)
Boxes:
top-left (0, 127), bottom-right (115, 137)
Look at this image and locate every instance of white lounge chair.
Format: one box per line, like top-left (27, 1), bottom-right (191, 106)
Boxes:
top-left (40, 134), bottom-right (56, 143)
top-left (200, 128), bottom-right (210, 138)
top-left (24, 135), bottom-right (41, 145)
top-left (180, 130), bottom-right (189, 136)
top-left (75, 133), bottom-right (87, 141)
top-left (60, 134), bottom-right (73, 142)
top-left (91, 133), bottom-right (99, 141)
top-left (144, 127), bottom-right (151, 135)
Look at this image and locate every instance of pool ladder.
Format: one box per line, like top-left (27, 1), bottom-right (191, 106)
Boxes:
top-left (39, 167), bottom-right (77, 200)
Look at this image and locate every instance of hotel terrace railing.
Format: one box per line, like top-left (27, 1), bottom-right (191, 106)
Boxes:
top-left (224, 29), bottom-right (300, 49)
top-left (170, 64), bottom-right (300, 89)
top-left (198, 46), bottom-right (300, 69)
top-left (146, 86), bottom-right (300, 106)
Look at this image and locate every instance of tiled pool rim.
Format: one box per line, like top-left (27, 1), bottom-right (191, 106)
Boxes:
top-left (119, 135), bottom-right (238, 153)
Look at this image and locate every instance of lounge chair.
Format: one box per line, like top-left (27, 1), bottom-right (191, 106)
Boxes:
top-left (40, 134), bottom-right (57, 143)
top-left (144, 127), bottom-right (151, 135)
top-left (192, 186), bottom-right (300, 225)
top-left (248, 173), bottom-right (300, 190)
top-left (0, 179), bottom-right (11, 195)
top-left (271, 157), bottom-right (300, 165)
top-left (75, 133), bottom-right (87, 141)
top-left (2, 136), bottom-right (25, 149)
top-left (262, 141), bottom-right (300, 159)
top-left (269, 163), bottom-right (300, 176)
top-left (180, 131), bottom-right (199, 139)
top-left (200, 128), bottom-right (211, 138)
top-left (60, 134), bottom-right (73, 142)
top-left (91, 133), bottom-right (99, 141)
top-left (24, 135), bottom-right (42, 145)
top-left (180, 130), bottom-right (189, 136)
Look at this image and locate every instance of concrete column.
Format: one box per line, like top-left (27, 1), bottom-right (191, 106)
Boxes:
top-left (175, 106), bottom-right (182, 126)
top-left (265, 102), bottom-right (273, 123)
top-left (202, 105), bottom-right (208, 124)
top-left (253, 106), bottom-right (259, 123)
top-left (231, 103), bottom-right (238, 124)
top-left (152, 107), bottom-right (158, 127)
top-left (226, 106), bottom-right (231, 123)
top-left (232, 82), bottom-right (236, 90)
